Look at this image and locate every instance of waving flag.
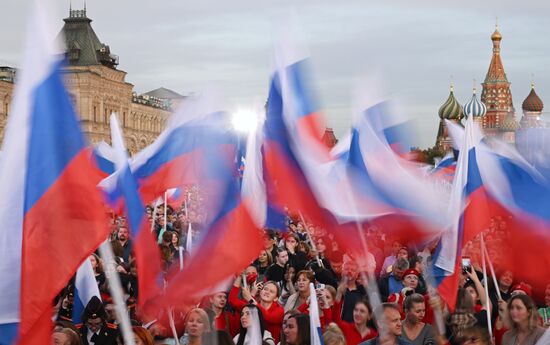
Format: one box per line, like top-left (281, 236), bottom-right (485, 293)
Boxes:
top-left (101, 113), bottom-right (163, 309)
top-left (241, 111), bottom-right (287, 231)
top-left (437, 118), bottom-right (550, 300)
top-left (473, 137), bottom-right (550, 298)
top-left (72, 259), bottom-right (101, 324)
top-left (431, 153), bottom-right (456, 182)
top-left (151, 98), bottom-right (263, 309)
top-left (93, 141), bottom-right (116, 178)
top-left (0, 1), bottom-right (110, 343)
top-left (345, 92), bottom-right (448, 230)
top-left (130, 94), bottom-right (236, 204)
top-left (431, 116), bottom-right (505, 310)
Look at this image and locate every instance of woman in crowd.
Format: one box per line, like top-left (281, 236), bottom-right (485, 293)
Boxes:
top-left (387, 268), bottom-right (422, 317)
top-left (279, 310), bottom-right (300, 345)
top-left (320, 285), bottom-right (337, 311)
top-left (180, 308), bottom-right (211, 345)
top-left (447, 288), bottom-right (488, 345)
top-left (284, 234), bottom-right (308, 272)
top-left (502, 294), bottom-right (545, 345)
top-left (323, 323), bottom-right (346, 345)
top-left (282, 313), bottom-right (311, 345)
top-left (463, 266), bottom-right (491, 314)
top-left (233, 304), bottom-right (275, 345)
top-left (333, 297), bottom-right (377, 345)
top-left (254, 250), bottom-right (273, 282)
top-left (89, 253), bottom-right (105, 290)
top-left (229, 276), bottom-right (284, 343)
top-left (284, 270), bottom-right (314, 312)
top-left (401, 293), bottom-right (435, 345)
top-left (256, 281), bottom-right (285, 344)
top-left (279, 266), bottom-right (296, 306)
top-left (133, 326), bottom-right (154, 345)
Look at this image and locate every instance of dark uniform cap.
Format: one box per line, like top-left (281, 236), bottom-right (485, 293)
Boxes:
top-left (82, 296), bottom-right (107, 321)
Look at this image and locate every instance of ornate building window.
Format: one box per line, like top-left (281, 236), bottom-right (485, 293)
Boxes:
top-left (93, 106), bottom-right (97, 122)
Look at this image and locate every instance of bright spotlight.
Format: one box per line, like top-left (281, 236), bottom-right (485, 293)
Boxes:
top-left (232, 109), bottom-right (258, 134)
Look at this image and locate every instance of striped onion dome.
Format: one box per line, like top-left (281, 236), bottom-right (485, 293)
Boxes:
top-left (522, 83), bottom-right (544, 112)
top-left (463, 88), bottom-right (487, 118)
top-left (500, 113), bottom-right (518, 132)
top-left (438, 86), bottom-right (464, 120)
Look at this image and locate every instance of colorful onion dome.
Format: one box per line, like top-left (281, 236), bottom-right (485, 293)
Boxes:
top-left (522, 83), bottom-right (544, 112)
top-left (438, 86), bottom-right (464, 120)
top-left (463, 88), bottom-right (487, 118)
top-left (500, 113), bottom-right (518, 132)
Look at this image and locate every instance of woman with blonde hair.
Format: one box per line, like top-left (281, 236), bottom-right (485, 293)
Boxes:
top-left (323, 323), bottom-right (347, 345)
top-left (180, 308), bottom-right (212, 345)
top-left (502, 294), bottom-right (545, 345)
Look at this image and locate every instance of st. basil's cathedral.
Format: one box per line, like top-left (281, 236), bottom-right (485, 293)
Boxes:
top-left (435, 25), bottom-right (545, 152)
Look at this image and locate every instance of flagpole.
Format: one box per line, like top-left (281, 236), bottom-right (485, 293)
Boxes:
top-left (98, 240), bottom-right (136, 345)
top-left (298, 211), bottom-right (323, 268)
top-left (163, 190), bottom-right (168, 234)
top-left (167, 307), bottom-right (180, 345)
top-left (335, 178), bottom-right (387, 339)
top-left (150, 203), bottom-right (157, 234)
top-left (480, 234), bottom-right (493, 340)
top-left (482, 235), bottom-right (501, 300)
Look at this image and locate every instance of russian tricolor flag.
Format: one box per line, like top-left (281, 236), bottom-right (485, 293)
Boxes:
top-left (149, 96), bottom-right (264, 309)
top-left (100, 114), bottom-right (163, 310)
top-left (93, 141), bottom-right (116, 178)
top-left (431, 116), bottom-right (504, 310)
top-left (72, 259), bottom-right (102, 325)
top-left (472, 134), bottom-right (550, 299)
top-left (129, 94), bottom-right (237, 205)
top-left (0, 2), bottom-right (110, 343)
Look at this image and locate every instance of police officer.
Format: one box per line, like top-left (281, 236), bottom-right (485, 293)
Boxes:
top-left (78, 296), bottom-right (119, 345)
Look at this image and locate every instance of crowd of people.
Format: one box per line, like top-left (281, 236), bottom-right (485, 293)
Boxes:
top-left (51, 190), bottom-right (550, 345)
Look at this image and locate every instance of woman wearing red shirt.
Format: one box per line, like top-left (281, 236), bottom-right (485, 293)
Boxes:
top-left (229, 278), bottom-right (284, 344)
top-left (333, 297), bottom-right (377, 345)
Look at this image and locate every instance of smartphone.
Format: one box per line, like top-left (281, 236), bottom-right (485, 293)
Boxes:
top-left (315, 283), bottom-right (325, 290)
top-left (462, 257), bottom-right (471, 273)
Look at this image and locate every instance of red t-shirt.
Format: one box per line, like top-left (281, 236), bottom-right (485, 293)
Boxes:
top-left (214, 311), bottom-right (240, 337)
top-left (257, 302), bottom-right (284, 344)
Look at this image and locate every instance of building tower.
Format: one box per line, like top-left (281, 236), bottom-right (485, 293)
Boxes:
top-left (520, 81), bottom-right (544, 128)
top-left (436, 84), bottom-right (464, 152)
top-left (463, 84), bottom-right (487, 126)
top-left (480, 25), bottom-right (515, 138)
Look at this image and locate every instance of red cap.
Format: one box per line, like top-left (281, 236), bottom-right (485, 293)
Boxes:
top-left (511, 282), bottom-right (532, 297)
top-left (401, 269), bottom-right (421, 280)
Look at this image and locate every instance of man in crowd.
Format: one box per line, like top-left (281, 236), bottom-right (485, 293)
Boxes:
top-left (208, 291), bottom-right (240, 336)
top-left (265, 247), bottom-right (289, 284)
top-left (117, 226), bottom-right (132, 263)
top-left (379, 258), bottom-right (409, 301)
top-left (336, 259), bottom-right (366, 322)
top-left (359, 303), bottom-right (413, 345)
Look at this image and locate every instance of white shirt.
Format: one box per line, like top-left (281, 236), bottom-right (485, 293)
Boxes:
top-left (233, 330), bottom-right (275, 345)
